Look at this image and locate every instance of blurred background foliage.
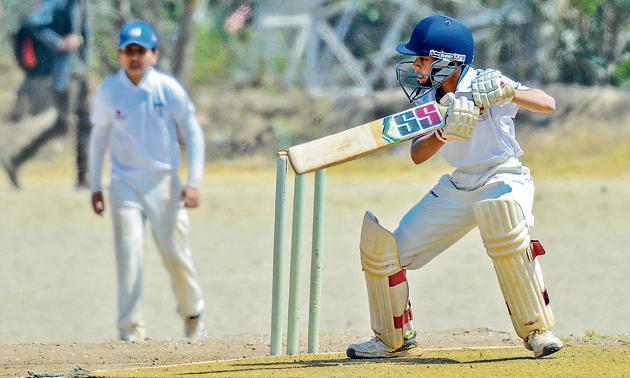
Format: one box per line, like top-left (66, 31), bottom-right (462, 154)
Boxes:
top-left (0, 0), bottom-right (630, 161)
top-left (0, 0), bottom-right (629, 89)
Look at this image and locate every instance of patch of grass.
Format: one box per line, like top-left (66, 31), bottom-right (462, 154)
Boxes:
top-left (520, 124), bottom-right (630, 178)
top-left (586, 329), bottom-right (598, 337)
top-left (4, 121), bottom-right (630, 189)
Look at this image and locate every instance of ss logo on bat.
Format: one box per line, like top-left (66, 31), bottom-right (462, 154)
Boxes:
top-left (381, 102), bottom-right (443, 143)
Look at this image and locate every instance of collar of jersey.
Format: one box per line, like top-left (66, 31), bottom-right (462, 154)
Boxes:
top-left (118, 66), bottom-right (154, 90)
top-left (454, 65), bottom-right (476, 94)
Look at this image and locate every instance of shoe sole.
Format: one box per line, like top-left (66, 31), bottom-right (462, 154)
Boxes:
top-left (346, 345), bottom-right (423, 359)
top-left (534, 345), bottom-right (562, 358)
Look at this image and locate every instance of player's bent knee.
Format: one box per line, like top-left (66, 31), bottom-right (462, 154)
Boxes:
top-left (360, 211), bottom-right (412, 349)
top-left (473, 199), bottom-right (554, 339)
top-left (473, 198), bottom-right (530, 258)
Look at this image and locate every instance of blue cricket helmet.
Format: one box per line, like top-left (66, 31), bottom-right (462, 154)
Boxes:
top-left (395, 15), bottom-right (475, 102)
top-left (397, 14), bottom-right (474, 65)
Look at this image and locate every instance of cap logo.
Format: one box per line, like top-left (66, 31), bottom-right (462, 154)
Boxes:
top-left (429, 50), bottom-right (465, 63)
top-left (130, 27), bottom-right (142, 37)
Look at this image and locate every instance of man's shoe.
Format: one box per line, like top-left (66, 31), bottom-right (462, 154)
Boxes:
top-left (346, 332), bottom-right (422, 359)
top-left (2, 161), bottom-right (20, 189)
top-left (75, 180), bottom-right (89, 191)
top-left (120, 328), bottom-right (145, 343)
top-left (524, 329), bottom-right (563, 357)
top-left (185, 314), bottom-right (207, 340)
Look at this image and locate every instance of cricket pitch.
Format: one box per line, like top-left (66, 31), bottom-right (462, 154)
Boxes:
top-left (92, 346), bottom-right (630, 377)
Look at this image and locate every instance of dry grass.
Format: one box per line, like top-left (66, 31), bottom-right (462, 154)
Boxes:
top-left (6, 124), bottom-right (630, 189)
top-left (94, 346), bottom-right (630, 377)
top-left (519, 123), bottom-right (630, 178)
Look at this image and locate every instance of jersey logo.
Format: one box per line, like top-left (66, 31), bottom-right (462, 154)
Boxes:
top-left (381, 102), bottom-right (444, 143)
top-left (153, 101), bottom-right (164, 115)
top-left (115, 110), bottom-right (126, 120)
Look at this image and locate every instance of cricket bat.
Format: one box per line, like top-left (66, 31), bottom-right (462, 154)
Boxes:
top-left (287, 101), bottom-right (447, 174)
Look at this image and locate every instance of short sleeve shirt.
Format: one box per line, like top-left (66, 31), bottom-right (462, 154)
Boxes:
top-left (90, 67), bottom-right (197, 182)
top-left (417, 66), bottom-right (529, 169)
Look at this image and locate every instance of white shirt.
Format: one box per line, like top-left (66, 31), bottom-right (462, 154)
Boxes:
top-left (88, 67), bottom-right (205, 192)
top-left (418, 66), bottom-right (528, 170)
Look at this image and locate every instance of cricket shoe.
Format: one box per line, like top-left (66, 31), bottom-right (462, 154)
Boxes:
top-left (120, 328), bottom-right (145, 343)
top-left (346, 332), bottom-right (422, 359)
top-left (524, 329), bottom-right (563, 358)
top-left (185, 314), bottom-right (207, 340)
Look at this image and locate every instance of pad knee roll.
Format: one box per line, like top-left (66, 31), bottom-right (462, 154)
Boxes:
top-left (473, 199), bottom-right (554, 339)
top-left (360, 211), bottom-right (411, 349)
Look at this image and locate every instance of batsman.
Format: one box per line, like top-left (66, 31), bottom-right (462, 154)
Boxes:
top-left (346, 14), bottom-right (562, 359)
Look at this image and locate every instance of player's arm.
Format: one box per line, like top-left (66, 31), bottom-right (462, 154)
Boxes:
top-left (89, 86), bottom-right (112, 216)
top-left (513, 88), bottom-right (555, 113)
top-left (26, 1), bottom-right (81, 52)
top-left (472, 69), bottom-right (555, 113)
top-left (410, 93), bottom-right (479, 164)
top-left (178, 116), bottom-right (204, 208)
top-left (410, 133), bottom-right (443, 165)
top-left (88, 124), bottom-right (111, 216)
top-left (179, 118), bottom-right (204, 209)
top-left (171, 83), bottom-right (205, 208)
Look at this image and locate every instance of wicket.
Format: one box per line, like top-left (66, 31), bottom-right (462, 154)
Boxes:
top-left (270, 151), bottom-right (326, 355)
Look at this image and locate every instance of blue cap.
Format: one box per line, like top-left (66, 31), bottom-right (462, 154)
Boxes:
top-left (118, 20), bottom-right (158, 49)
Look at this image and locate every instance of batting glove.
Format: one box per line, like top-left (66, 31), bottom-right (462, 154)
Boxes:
top-left (471, 69), bottom-right (515, 109)
top-left (436, 93), bottom-right (480, 142)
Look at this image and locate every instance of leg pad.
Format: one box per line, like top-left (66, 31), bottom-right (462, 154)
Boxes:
top-left (473, 199), bottom-right (554, 339)
top-left (360, 211), bottom-right (411, 349)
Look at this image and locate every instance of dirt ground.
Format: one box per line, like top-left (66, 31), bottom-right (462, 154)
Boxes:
top-left (0, 329), bottom-right (506, 376)
top-left (99, 346), bottom-right (630, 377)
top-left (0, 150), bottom-right (629, 376)
top-left (4, 331), bottom-right (630, 377)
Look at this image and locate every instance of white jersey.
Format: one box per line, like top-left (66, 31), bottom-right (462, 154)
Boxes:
top-left (88, 67), bottom-right (205, 191)
top-left (418, 66), bottom-right (529, 170)
top-left (398, 68), bottom-right (538, 269)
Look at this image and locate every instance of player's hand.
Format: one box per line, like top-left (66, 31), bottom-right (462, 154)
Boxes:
top-left (437, 93), bottom-right (480, 142)
top-left (91, 191), bottom-right (105, 216)
top-left (181, 186), bottom-right (201, 208)
top-left (471, 69), bottom-right (515, 109)
top-left (60, 34), bottom-right (82, 52)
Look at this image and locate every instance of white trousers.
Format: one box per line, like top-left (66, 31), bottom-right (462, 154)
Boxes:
top-left (109, 171), bottom-right (204, 336)
top-left (394, 159), bottom-right (535, 270)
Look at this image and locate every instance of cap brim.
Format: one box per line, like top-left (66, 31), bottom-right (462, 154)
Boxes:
top-left (396, 42), bottom-right (416, 55)
top-left (118, 39), bottom-right (155, 49)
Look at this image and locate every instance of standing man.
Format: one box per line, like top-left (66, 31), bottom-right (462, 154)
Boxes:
top-left (346, 14), bottom-right (563, 359)
top-left (88, 20), bottom-right (207, 342)
top-left (4, 0), bottom-right (90, 189)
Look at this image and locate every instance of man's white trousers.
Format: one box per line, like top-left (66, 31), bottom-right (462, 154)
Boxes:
top-left (395, 159), bottom-right (535, 269)
top-left (109, 170), bottom-right (204, 337)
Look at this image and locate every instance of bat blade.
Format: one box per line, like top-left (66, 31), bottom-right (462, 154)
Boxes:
top-left (288, 101), bottom-right (445, 174)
